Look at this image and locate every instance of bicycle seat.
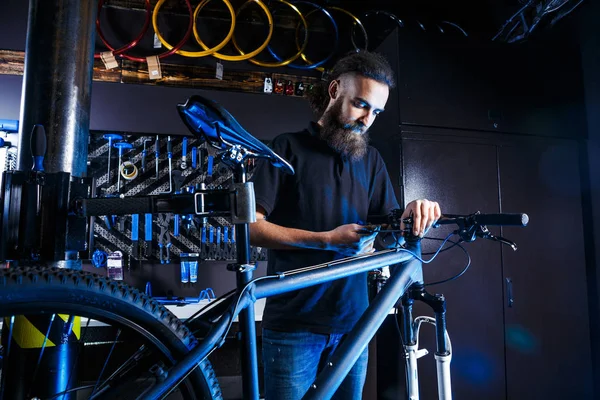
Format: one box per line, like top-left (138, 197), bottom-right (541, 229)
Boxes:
top-left (177, 95), bottom-right (294, 175)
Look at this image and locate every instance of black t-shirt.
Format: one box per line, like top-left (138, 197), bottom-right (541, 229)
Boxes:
top-left (250, 122), bottom-right (399, 334)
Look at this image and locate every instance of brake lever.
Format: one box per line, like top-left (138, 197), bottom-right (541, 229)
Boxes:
top-left (489, 235), bottom-right (518, 251)
top-left (476, 225), bottom-right (518, 251)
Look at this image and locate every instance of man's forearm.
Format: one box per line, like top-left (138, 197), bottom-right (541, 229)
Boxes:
top-left (249, 219), bottom-right (330, 250)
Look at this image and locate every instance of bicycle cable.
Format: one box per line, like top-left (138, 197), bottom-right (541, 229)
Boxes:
top-left (184, 287), bottom-right (237, 328)
top-left (424, 240), bottom-right (471, 287)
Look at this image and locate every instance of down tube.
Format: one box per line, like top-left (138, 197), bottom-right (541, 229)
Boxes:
top-left (303, 239), bottom-right (422, 400)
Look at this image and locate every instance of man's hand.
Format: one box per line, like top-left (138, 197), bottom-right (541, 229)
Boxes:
top-left (325, 224), bottom-right (379, 257)
top-left (401, 199), bottom-right (442, 237)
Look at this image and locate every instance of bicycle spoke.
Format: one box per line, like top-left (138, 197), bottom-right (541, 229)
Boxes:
top-left (26, 313), bottom-right (56, 399)
top-left (64, 316), bottom-right (91, 397)
top-left (0, 316), bottom-right (15, 400)
top-left (92, 344), bottom-right (148, 394)
top-left (90, 328), bottom-right (122, 396)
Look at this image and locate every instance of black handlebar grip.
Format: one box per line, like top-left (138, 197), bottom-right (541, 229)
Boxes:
top-left (473, 213), bottom-right (529, 227)
top-left (80, 197), bottom-right (154, 217)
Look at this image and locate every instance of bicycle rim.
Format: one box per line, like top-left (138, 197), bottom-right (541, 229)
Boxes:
top-left (0, 267), bottom-right (222, 400)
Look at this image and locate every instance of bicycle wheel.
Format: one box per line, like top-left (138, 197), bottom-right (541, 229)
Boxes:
top-left (0, 267), bottom-right (223, 400)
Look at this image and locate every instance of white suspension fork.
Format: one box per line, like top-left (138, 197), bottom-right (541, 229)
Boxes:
top-left (403, 316), bottom-right (452, 400)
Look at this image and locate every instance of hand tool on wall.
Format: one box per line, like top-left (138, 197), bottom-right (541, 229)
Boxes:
top-left (154, 135), bottom-right (160, 179)
top-left (180, 137), bottom-right (188, 169)
top-left (208, 225), bottom-right (215, 259)
top-left (200, 225), bottom-right (207, 260)
top-left (158, 136), bottom-right (174, 194)
top-left (231, 224), bottom-right (236, 259)
top-left (131, 213), bottom-right (140, 258)
top-left (157, 213), bottom-right (172, 264)
top-left (223, 226), bottom-right (229, 259)
top-left (141, 138), bottom-right (152, 173)
top-left (167, 136), bottom-right (173, 192)
top-left (172, 170), bottom-right (184, 238)
top-left (200, 147), bottom-right (208, 173)
top-left (103, 133), bottom-right (123, 187)
top-left (144, 213), bottom-right (153, 258)
top-left (113, 141), bottom-right (133, 192)
top-left (191, 146), bottom-right (198, 169)
top-left (216, 226), bottom-right (222, 260)
top-left (206, 152), bottom-right (214, 186)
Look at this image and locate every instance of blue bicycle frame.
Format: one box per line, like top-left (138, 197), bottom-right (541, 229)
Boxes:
top-left (145, 233), bottom-right (423, 400)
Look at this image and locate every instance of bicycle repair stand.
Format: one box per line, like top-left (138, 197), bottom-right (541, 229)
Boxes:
top-left (400, 282), bottom-right (452, 400)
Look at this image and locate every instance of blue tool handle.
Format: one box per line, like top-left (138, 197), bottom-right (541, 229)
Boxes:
top-left (131, 214), bottom-right (139, 241)
top-left (174, 214), bottom-right (180, 237)
top-left (216, 227), bottom-right (221, 245)
top-left (155, 136), bottom-right (160, 157)
top-left (145, 214), bottom-right (152, 240)
top-left (113, 141), bottom-right (133, 156)
top-left (182, 137), bottom-right (188, 156)
top-left (30, 125), bottom-right (46, 172)
top-left (0, 119), bottom-right (18, 133)
top-left (231, 225), bottom-right (235, 243)
top-left (207, 155), bottom-right (214, 176)
top-left (192, 147), bottom-right (197, 168)
top-left (201, 226), bottom-right (207, 243)
top-left (223, 226), bottom-right (229, 243)
top-left (209, 225), bottom-right (214, 243)
top-left (167, 137), bottom-right (172, 158)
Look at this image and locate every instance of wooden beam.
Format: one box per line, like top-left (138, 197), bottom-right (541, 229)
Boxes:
top-left (1, 49), bottom-right (322, 97)
top-left (120, 59), bottom-right (321, 95)
top-left (0, 50), bottom-right (121, 82)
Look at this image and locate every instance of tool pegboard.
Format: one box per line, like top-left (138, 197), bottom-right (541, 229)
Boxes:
top-left (87, 131), bottom-right (267, 264)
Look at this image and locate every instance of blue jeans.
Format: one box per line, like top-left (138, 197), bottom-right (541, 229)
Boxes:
top-left (262, 328), bottom-right (368, 400)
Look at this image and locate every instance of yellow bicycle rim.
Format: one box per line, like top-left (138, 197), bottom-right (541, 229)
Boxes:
top-left (195, 0), bottom-right (274, 62)
top-left (153, 0), bottom-right (236, 57)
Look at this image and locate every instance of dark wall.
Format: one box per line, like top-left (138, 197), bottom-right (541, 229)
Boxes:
top-left (578, 0), bottom-right (600, 394)
top-left (0, 76), bottom-right (314, 139)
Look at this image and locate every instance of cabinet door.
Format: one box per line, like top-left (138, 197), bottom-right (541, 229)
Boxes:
top-left (499, 141), bottom-right (594, 399)
top-left (394, 131), bottom-right (506, 400)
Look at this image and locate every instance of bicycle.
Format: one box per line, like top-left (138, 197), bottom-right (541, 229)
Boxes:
top-left (0, 95), bottom-right (528, 400)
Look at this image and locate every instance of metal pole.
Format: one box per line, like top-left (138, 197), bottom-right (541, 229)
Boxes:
top-left (233, 163), bottom-right (260, 400)
top-left (5, 0), bottom-right (98, 398)
top-left (16, 0), bottom-right (97, 177)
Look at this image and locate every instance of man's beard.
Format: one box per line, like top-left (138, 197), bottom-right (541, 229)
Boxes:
top-left (319, 100), bottom-right (369, 162)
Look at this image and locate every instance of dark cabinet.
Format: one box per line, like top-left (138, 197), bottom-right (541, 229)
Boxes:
top-left (499, 140), bottom-right (594, 399)
top-left (374, 128), bottom-right (593, 399)
top-left (395, 32), bottom-right (587, 139)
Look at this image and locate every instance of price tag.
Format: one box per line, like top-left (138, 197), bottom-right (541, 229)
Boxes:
top-left (147, 55), bottom-right (162, 80)
top-left (153, 33), bottom-right (162, 49)
top-left (100, 51), bottom-right (118, 70)
top-left (107, 251), bottom-right (124, 281)
top-left (216, 61), bottom-right (223, 80)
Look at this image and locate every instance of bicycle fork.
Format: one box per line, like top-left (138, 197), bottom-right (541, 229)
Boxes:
top-left (400, 283), bottom-right (453, 400)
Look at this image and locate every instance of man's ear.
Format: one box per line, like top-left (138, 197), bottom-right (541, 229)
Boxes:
top-left (328, 79), bottom-right (339, 100)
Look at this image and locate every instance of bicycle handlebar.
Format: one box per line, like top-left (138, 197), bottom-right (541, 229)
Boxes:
top-left (368, 210), bottom-right (529, 229)
top-left (437, 213), bottom-right (529, 227)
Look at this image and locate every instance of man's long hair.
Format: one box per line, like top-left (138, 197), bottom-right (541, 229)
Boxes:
top-left (306, 50), bottom-right (396, 116)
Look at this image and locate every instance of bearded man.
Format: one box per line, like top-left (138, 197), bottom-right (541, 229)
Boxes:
top-left (249, 50), bottom-right (442, 400)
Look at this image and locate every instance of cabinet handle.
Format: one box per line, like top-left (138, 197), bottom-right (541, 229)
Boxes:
top-left (506, 278), bottom-right (514, 308)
